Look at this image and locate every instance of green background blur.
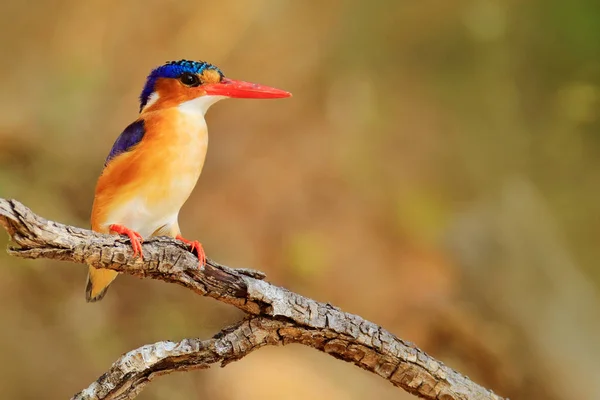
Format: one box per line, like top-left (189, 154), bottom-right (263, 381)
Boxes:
top-left (1, 0), bottom-right (599, 399)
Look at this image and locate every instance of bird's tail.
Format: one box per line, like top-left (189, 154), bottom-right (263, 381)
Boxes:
top-left (85, 266), bottom-right (119, 302)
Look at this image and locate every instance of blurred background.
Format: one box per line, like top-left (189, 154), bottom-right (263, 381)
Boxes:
top-left (0, 0), bottom-right (599, 398)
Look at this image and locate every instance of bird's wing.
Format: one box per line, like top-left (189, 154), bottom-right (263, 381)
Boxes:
top-left (104, 119), bottom-right (146, 167)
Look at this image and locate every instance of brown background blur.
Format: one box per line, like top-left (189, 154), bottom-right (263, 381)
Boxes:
top-left (0, 0), bottom-right (599, 399)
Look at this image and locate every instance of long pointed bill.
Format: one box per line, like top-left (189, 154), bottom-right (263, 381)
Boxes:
top-left (203, 78), bottom-right (292, 99)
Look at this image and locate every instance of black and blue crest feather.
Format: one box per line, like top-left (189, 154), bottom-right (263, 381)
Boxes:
top-left (105, 120), bottom-right (146, 167)
top-left (139, 60), bottom-right (224, 112)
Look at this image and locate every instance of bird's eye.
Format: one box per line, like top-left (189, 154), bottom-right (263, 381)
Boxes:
top-left (179, 73), bottom-right (200, 87)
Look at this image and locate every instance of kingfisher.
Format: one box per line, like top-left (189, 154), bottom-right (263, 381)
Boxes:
top-left (87, 59), bottom-right (291, 302)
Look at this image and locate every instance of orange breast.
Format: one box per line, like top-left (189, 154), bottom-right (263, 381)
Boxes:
top-left (91, 108), bottom-right (209, 236)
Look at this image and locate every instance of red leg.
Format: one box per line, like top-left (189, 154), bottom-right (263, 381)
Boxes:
top-left (109, 224), bottom-right (143, 258)
top-left (176, 235), bottom-right (206, 267)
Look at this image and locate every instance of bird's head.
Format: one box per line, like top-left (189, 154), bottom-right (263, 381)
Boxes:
top-left (139, 59), bottom-right (291, 114)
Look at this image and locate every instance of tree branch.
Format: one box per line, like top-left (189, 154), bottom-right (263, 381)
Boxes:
top-left (0, 198), bottom-right (504, 400)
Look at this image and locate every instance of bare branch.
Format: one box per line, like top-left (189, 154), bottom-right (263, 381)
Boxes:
top-left (72, 317), bottom-right (284, 400)
top-left (0, 198), bottom-right (504, 400)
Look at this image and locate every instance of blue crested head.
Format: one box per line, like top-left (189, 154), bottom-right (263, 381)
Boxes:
top-left (139, 60), bottom-right (224, 112)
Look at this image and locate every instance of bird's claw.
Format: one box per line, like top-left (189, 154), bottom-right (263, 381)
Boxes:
top-left (109, 224), bottom-right (144, 258)
top-left (176, 235), bottom-right (206, 268)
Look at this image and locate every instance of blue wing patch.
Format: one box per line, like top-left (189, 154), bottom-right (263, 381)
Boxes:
top-left (104, 120), bottom-right (146, 167)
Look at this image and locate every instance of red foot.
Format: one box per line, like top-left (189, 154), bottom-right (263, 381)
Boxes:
top-left (109, 224), bottom-right (143, 258)
top-left (176, 235), bottom-right (206, 267)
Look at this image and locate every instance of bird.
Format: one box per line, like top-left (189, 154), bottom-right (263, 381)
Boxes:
top-left (87, 59), bottom-right (291, 302)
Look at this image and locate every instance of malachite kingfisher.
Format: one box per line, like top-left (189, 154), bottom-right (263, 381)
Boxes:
top-left (86, 59), bottom-right (291, 302)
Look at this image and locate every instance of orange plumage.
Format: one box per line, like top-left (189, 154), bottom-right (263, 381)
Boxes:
top-left (86, 59), bottom-right (291, 302)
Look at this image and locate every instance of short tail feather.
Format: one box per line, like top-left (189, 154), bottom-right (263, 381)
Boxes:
top-left (85, 266), bottom-right (118, 302)
top-left (85, 222), bottom-right (179, 301)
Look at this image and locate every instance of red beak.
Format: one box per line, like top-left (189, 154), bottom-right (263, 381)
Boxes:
top-left (203, 78), bottom-right (292, 99)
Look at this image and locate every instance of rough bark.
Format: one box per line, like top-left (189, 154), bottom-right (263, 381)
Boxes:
top-left (0, 198), bottom-right (504, 400)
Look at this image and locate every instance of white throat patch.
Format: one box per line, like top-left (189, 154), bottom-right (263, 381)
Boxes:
top-left (178, 95), bottom-right (226, 116)
top-left (141, 92), bottom-right (160, 111)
